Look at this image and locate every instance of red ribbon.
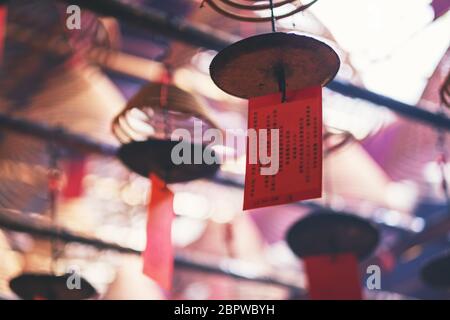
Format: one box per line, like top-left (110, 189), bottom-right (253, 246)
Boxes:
top-left (143, 174), bottom-right (175, 292)
top-left (62, 157), bottom-right (87, 199)
top-left (0, 5), bottom-right (7, 64)
top-left (303, 253), bottom-right (362, 300)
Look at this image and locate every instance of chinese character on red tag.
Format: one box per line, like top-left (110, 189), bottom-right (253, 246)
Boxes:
top-left (243, 86), bottom-right (322, 210)
top-left (304, 253), bottom-right (362, 300)
top-left (143, 174), bottom-right (174, 292)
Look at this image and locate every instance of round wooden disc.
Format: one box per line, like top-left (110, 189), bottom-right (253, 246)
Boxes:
top-left (286, 210), bottom-right (379, 260)
top-left (421, 253), bottom-right (450, 289)
top-left (118, 138), bottom-right (220, 183)
top-left (210, 32), bottom-right (340, 99)
top-left (9, 273), bottom-right (97, 300)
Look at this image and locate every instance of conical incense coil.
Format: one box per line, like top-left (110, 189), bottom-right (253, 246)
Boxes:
top-left (114, 83), bottom-right (221, 182)
top-left (202, 0), bottom-right (318, 22)
top-left (112, 83), bottom-right (219, 144)
top-left (286, 210), bottom-right (379, 260)
top-left (210, 32), bottom-right (340, 99)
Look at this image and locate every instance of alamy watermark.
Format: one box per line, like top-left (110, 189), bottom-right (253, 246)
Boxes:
top-left (66, 265), bottom-right (82, 290)
top-left (170, 120), bottom-right (280, 175)
top-left (366, 265), bottom-right (381, 290)
top-left (66, 5), bottom-right (81, 30)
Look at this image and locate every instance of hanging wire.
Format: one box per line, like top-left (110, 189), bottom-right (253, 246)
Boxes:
top-left (46, 141), bottom-right (62, 274)
top-left (268, 0), bottom-right (277, 32)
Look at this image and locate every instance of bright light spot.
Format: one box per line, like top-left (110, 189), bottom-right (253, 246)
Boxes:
top-left (423, 161), bottom-right (450, 183)
top-left (221, 155), bottom-right (246, 175)
top-left (410, 217), bottom-right (426, 233)
top-left (173, 192), bottom-right (210, 219)
top-left (383, 210), bottom-right (402, 227)
top-left (172, 217), bottom-right (207, 247)
top-left (384, 181), bottom-right (419, 212)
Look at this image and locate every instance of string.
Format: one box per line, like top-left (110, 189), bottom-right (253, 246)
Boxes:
top-left (47, 141), bottom-right (61, 275)
top-left (267, 0), bottom-right (287, 103)
top-left (269, 0), bottom-right (277, 33)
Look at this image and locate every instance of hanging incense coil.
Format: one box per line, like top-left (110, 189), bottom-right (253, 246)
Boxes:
top-left (440, 71), bottom-right (450, 109)
top-left (202, 0), bottom-right (318, 22)
top-left (9, 272), bottom-right (97, 300)
top-left (113, 83), bottom-right (221, 182)
top-left (286, 209), bottom-right (379, 260)
top-left (118, 139), bottom-right (220, 183)
top-left (112, 83), bottom-right (218, 143)
top-left (421, 253), bottom-right (450, 289)
top-left (210, 33), bottom-right (340, 99)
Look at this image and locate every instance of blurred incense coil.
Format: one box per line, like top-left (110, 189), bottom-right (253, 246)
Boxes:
top-left (112, 82), bottom-right (219, 144)
top-left (201, 0), bottom-right (318, 22)
top-left (0, 66), bottom-right (124, 213)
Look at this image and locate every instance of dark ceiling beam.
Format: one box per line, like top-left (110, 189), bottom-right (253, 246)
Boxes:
top-left (56, 0), bottom-right (450, 132)
top-left (0, 113), bottom-right (118, 156)
top-left (58, 0), bottom-right (240, 51)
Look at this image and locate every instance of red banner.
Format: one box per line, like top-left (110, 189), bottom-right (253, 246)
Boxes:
top-left (303, 253), bottom-right (362, 300)
top-left (62, 158), bottom-right (87, 199)
top-left (244, 86), bottom-right (322, 210)
top-left (143, 174), bottom-right (175, 292)
top-left (0, 5), bottom-right (7, 64)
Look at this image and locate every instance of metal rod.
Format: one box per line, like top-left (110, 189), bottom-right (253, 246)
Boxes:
top-left (54, 0), bottom-right (450, 132)
top-left (0, 209), bottom-right (303, 292)
top-left (57, 0), bottom-right (240, 52)
top-left (327, 80), bottom-right (450, 131)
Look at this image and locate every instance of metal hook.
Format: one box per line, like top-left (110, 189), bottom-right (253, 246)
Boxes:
top-left (275, 64), bottom-right (286, 103)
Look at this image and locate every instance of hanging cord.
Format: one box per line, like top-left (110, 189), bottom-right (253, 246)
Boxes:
top-left (157, 62), bottom-right (174, 184)
top-left (47, 141), bottom-right (62, 274)
top-left (268, 0), bottom-right (287, 103)
top-left (268, 0), bottom-right (277, 33)
top-left (160, 65), bottom-right (172, 139)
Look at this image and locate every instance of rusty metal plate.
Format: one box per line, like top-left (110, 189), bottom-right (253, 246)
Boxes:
top-left (118, 138), bottom-right (220, 183)
top-left (210, 32), bottom-right (340, 99)
top-left (421, 253), bottom-right (450, 289)
top-left (9, 273), bottom-right (97, 300)
top-left (286, 210), bottom-right (379, 260)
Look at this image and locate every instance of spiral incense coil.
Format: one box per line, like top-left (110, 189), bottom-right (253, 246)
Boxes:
top-left (210, 33), bottom-right (340, 99)
top-left (440, 71), bottom-right (450, 109)
top-left (286, 210), bottom-right (379, 260)
top-left (113, 83), bottom-right (221, 182)
top-left (112, 82), bottom-right (219, 144)
top-left (202, 0), bottom-right (318, 22)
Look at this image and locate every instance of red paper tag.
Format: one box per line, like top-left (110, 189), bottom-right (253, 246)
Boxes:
top-left (303, 253), bottom-right (362, 300)
top-left (0, 5), bottom-right (7, 64)
top-left (62, 158), bottom-right (87, 199)
top-left (243, 86), bottom-right (322, 210)
top-left (143, 174), bottom-right (174, 292)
